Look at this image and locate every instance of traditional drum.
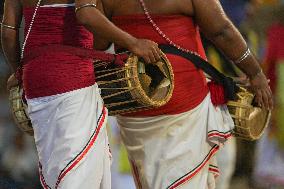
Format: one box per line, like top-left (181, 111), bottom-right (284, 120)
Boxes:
top-left (94, 51), bottom-right (174, 115)
top-left (9, 85), bottom-right (33, 135)
top-left (9, 51), bottom-right (173, 134)
top-left (227, 86), bottom-right (271, 141)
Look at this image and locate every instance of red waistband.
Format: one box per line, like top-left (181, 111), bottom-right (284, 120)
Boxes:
top-left (22, 45), bottom-right (128, 99)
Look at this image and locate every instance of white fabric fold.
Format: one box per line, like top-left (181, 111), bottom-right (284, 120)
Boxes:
top-left (27, 84), bottom-right (111, 189)
top-left (116, 93), bottom-right (234, 189)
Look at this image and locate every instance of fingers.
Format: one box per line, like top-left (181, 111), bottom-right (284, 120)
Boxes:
top-left (267, 90), bottom-right (274, 109)
top-left (250, 73), bottom-right (273, 110)
top-left (147, 50), bottom-right (157, 63)
top-left (255, 89), bottom-right (263, 107)
top-left (261, 89), bottom-right (270, 109)
top-left (255, 86), bottom-right (273, 110)
top-left (142, 50), bottom-right (160, 64)
top-left (134, 39), bottom-right (161, 64)
top-left (152, 45), bottom-right (161, 61)
top-left (144, 42), bottom-right (161, 63)
top-left (265, 84), bottom-right (273, 108)
top-left (143, 56), bottom-right (151, 64)
top-left (267, 83), bottom-right (273, 97)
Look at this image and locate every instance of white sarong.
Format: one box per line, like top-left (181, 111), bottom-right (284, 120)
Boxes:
top-left (27, 84), bottom-right (111, 189)
top-left (116, 93), bottom-right (234, 189)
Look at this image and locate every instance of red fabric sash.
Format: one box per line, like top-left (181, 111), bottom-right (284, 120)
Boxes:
top-left (22, 45), bottom-right (127, 67)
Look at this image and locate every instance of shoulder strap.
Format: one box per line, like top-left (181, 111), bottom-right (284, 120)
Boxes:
top-left (159, 44), bottom-right (239, 100)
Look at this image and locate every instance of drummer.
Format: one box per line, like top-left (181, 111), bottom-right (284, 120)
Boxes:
top-left (93, 0), bottom-right (273, 188)
top-left (1, 0), bottom-right (161, 188)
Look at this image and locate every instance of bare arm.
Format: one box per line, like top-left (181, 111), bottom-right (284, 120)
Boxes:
top-left (1, 0), bottom-right (22, 73)
top-left (193, 0), bottom-right (258, 76)
top-left (192, 0), bottom-right (273, 109)
top-left (1, 0), bottom-right (22, 90)
top-left (75, 0), bottom-right (136, 50)
top-left (75, 0), bottom-right (161, 63)
top-left (93, 0), bottom-right (113, 50)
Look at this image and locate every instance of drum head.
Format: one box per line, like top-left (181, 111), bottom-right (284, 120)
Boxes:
top-left (94, 51), bottom-right (174, 115)
top-left (126, 53), bottom-right (174, 108)
top-left (137, 57), bottom-right (173, 101)
top-left (246, 107), bottom-right (271, 139)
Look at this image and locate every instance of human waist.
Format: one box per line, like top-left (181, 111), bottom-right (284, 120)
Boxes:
top-left (22, 51), bottom-right (95, 99)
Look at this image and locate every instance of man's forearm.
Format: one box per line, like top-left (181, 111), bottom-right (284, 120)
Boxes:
top-left (207, 23), bottom-right (262, 78)
top-left (76, 6), bottom-right (138, 51)
top-left (1, 29), bottom-right (21, 73)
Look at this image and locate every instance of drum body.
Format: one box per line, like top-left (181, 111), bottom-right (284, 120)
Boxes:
top-left (9, 86), bottom-right (33, 135)
top-left (94, 53), bottom-right (174, 115)
top-left (227, 87), bottom-right (271, 141)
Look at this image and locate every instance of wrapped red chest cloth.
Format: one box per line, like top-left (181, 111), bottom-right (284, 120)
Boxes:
top-left (112, 14), bottom-right (211, 116)
top-left (21, 7), bottom-right (125, 99)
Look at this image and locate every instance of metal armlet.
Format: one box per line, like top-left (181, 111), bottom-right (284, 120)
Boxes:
top-left (0, 23), bottom-right (19, 30)
top-left (75, 3), bottom-right (97, 14)
top-left (233, 47), bottom-right (251, 64)
top-left (233, 47), bottom-right (264, 80)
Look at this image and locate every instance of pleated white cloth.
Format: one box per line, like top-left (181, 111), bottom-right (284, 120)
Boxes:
top-left (116, 93), bottom-right (234, 189)
top-left (27, 84), bottom-right (111, 189)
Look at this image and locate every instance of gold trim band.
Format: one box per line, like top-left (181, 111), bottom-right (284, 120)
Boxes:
top-left (75, 3), bottom-right (97, 13)
top-left (0, 23), bottom-right (18, 30)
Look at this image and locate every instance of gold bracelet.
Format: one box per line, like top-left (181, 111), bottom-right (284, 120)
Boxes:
top-left (0, 23), bottom-right (19, 30)
top-left (234, 47), bottom-right (251, 64)
top-left (75, 3), bottom-right (97, 13)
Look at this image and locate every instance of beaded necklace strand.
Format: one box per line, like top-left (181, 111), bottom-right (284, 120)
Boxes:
top-left (21, 0), bottom-right (42, 59)
top-left (138, 0), bottom-right (202, 58)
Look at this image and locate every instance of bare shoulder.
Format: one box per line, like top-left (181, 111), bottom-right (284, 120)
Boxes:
top-left (100, 0), bottom-right (115, 17)
top-left (191, 0), bottom-right (227, 22)
top-left (191, 0), bottom-right (233, 37)
top-left (191, 0), bottom-right (224, 14)
top-left (176, 0), bottom-right (194, 16)
top-left (102, 0), bottom-right (140, 16)
top-left (100, 0), bottom-right (113, 9)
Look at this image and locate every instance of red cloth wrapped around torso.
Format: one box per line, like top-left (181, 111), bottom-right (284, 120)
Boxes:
top-left (112, 14), bottom-right (209, 116)
top-left (22, 6), bottom-right (95, 99)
